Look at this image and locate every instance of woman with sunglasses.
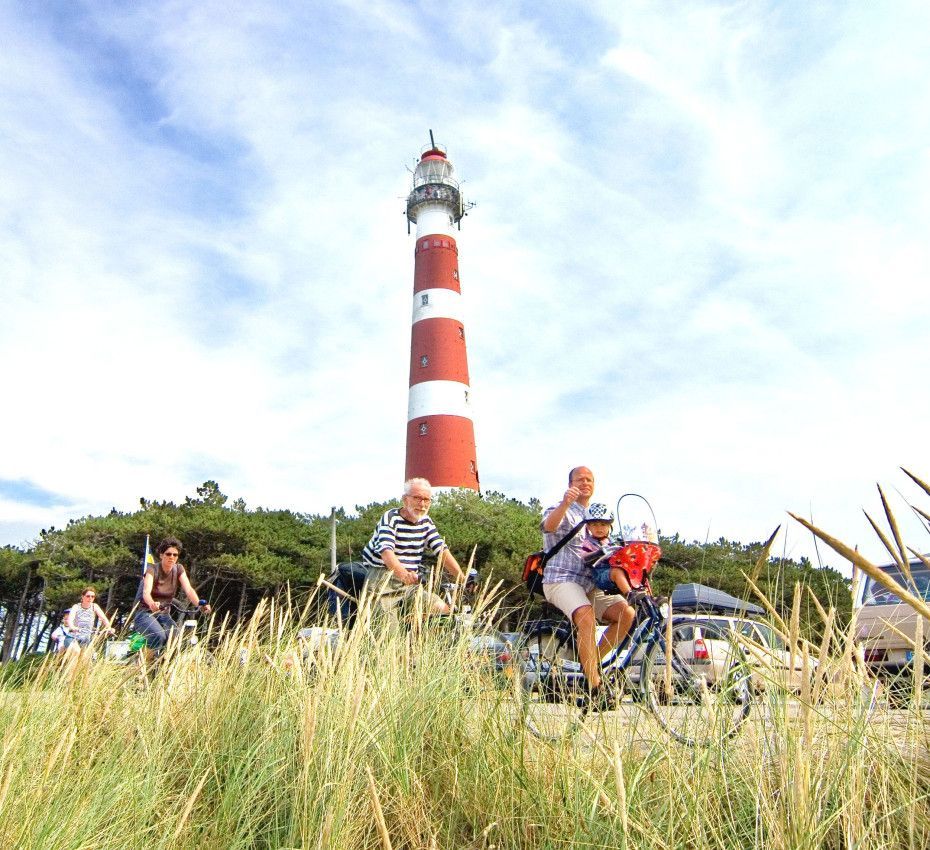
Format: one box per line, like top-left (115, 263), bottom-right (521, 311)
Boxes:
top-left (62, 587), bottom-right (115, 652)
top-left (134, 537), bottom-right (212, 650)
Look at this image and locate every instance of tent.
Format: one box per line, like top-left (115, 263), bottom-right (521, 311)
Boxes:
top-left (670, 582), bottom-right (765, 616)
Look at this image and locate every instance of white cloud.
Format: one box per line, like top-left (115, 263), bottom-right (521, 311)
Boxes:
top-left (1, 1), bottom-right (929, 577)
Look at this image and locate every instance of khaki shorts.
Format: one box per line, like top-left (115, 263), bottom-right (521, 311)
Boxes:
top-left (369, 570), bottom-right (446, 614)
top-left (543, 581), bottom-right (625, 622)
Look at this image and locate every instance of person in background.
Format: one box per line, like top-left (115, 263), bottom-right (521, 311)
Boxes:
top-left (134, 537), bottom-right (211, 650)
top-left (62, 587), bottom-right (115, 652)
top-left (360, 477), bottom-right (466, 615)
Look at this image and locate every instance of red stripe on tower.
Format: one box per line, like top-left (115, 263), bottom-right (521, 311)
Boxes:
top-left (404, 135), bottom-right (479, 490)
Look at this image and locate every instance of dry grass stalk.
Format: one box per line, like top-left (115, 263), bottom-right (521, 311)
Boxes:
top-left (366, 765), bottom-right (394, 850)
top-left (902, 467), bottom-right (930, 499)
top-left (788, 513), bottom-right (930, 622)
top-left (749, 525), bottom-right (781, 584)
top-left (170, 769), bottom-right (210, 844)
top-left (878, 484), bottom-right (911, 573)
top-left (612, 742), bottom-right (629, 836)
top-left (806, 586), bottom-right (829, 625)
top-left (864, 508), bottom-right (907, 574)
top-left (789, 583), bottom-right (801, 678)
top-left (743, 573), bottom-right (790, 634)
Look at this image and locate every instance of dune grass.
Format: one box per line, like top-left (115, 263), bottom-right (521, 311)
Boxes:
top-left (3, 490), bottom-right (930, 850)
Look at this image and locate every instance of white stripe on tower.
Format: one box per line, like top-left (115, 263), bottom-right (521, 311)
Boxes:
top-left (404, 136), bottom-right (478, 490)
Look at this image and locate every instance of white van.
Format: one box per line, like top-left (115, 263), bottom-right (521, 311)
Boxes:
top-left (853, 559), bottom-right (930, 686)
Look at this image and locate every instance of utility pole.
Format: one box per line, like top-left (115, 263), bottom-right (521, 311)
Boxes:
top-left (330, 507), bottom-right (339, 573)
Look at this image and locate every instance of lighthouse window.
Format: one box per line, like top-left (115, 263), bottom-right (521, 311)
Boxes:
top-left (452, 269), bottom-right (458, 280)
top-left (420, 355), bottom-right (428, 368)
top-left (458, 326), bottom-right (465, 339)
top-left (433, 240), bottom-right (440, 247)
top-left (421, 240), bottom-right (429, 250)
top-left (464, 390), bottom-right (469, 403)
top-left (421, 294), bottom-right (429, 306)
top-left (419, 422), bottom-right (428, 436)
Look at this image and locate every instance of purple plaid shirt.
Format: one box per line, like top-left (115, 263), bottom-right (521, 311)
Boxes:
top-left (541, 503), bottom-right (593, 591)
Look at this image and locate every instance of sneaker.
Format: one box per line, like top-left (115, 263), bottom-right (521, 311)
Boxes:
top-left (584, 681), bottom-right (619, 713)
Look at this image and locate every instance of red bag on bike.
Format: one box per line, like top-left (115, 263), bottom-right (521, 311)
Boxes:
top-left (522, 552), bottom-right (546, 596)
top-left (522, 520), bottom-right (586, 597)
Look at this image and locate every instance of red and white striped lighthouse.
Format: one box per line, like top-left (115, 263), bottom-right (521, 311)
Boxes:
top-left (404, 136), bottom-right (479, 490)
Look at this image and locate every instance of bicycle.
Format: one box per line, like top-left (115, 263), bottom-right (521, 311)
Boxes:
top-left (516, 495), bottom-right (753, 746)
top-left (116, 601), bottom-right (216, 689)
top-left (320, 566), bottom-right (517, 684)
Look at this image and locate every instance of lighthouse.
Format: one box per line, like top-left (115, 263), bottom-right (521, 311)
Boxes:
top-left (404, 135), bottom-right (479, 490)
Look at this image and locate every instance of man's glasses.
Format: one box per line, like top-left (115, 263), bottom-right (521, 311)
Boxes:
top-left (406, 496), bottom-right (431, 504)
top-left (163, 551), bottom-right (180, 558)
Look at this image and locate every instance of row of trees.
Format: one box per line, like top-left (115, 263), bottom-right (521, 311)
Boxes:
top-left (0, 481), bottom-right (851, 660)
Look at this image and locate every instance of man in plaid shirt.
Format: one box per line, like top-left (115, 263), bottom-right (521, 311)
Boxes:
top-left (542, 466), bottom-right (633, 699)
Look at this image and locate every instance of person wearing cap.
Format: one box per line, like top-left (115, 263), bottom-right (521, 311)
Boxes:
top-left (541, 466), bottom-right (633, 699)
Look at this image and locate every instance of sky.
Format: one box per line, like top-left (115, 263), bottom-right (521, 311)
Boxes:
top-left (2, 0), bottom-right (929, 575)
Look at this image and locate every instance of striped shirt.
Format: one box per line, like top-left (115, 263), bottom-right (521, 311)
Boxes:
top-left (361, 508), bottom-right (447, 572)
top-left (67, 604), bottom-right (97, 638)
top-left (541, 502), bottom-right (593, 591)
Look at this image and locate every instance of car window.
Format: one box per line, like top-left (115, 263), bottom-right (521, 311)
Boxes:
top-left (753, 623), bottom-right (786, 650)
top-left (862, 565), bottom-right (930, 605)
top-left (676, 625), bottom-right (694, 641)
top-left (736, 621), bottom-right (756, 639)
top-left (698, 624), bottom-right (728, 641)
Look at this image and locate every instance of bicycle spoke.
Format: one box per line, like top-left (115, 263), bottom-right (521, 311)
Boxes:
top-left (640, 625), bottom-right (752, 746)
top-left (518, 626), bottom-right (588, 741)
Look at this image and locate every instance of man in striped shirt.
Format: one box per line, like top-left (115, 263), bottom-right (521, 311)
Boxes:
top-left (361, 477), bottom-right (466, 614)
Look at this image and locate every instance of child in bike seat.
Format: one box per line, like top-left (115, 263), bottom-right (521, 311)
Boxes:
top-left (581, 505), bottom-right (634, 599)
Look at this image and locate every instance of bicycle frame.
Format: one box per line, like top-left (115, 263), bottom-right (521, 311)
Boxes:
top-left (530, 592), bottom-right (687, 687)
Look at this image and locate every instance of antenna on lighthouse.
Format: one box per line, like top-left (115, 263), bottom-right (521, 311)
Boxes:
top-left (429, 128), bottom-right (435, 148)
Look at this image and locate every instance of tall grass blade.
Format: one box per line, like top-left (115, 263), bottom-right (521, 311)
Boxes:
top-left (789, 512), bottom-right (930, 621)
top-left (878, 484), bottom-right (911, 577)
top-left (901, 467), bottom-right (930, 499)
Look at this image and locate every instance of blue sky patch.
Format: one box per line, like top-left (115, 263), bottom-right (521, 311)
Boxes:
top-left (0, 479), bottom-right (68, 509)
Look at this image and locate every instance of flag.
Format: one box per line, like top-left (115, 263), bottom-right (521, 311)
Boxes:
top-left (141, 535), bottom-right (155, 574)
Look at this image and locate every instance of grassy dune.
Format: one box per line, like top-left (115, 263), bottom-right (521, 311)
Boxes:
top-left (0, 582), bottom-right (928, 850)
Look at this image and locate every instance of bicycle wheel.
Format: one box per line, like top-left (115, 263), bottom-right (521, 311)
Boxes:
top-left (640, 623), bottom-right (752, 746)
top-left (517, 625), bottom-right (588, 741)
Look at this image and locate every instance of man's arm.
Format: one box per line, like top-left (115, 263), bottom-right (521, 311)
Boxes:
top-left (542, 486), bottom-right (582, 533)
top-left (380, 549), bottom-right (419, 585)
top-left (438, 548), bottom-right (465, 582)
